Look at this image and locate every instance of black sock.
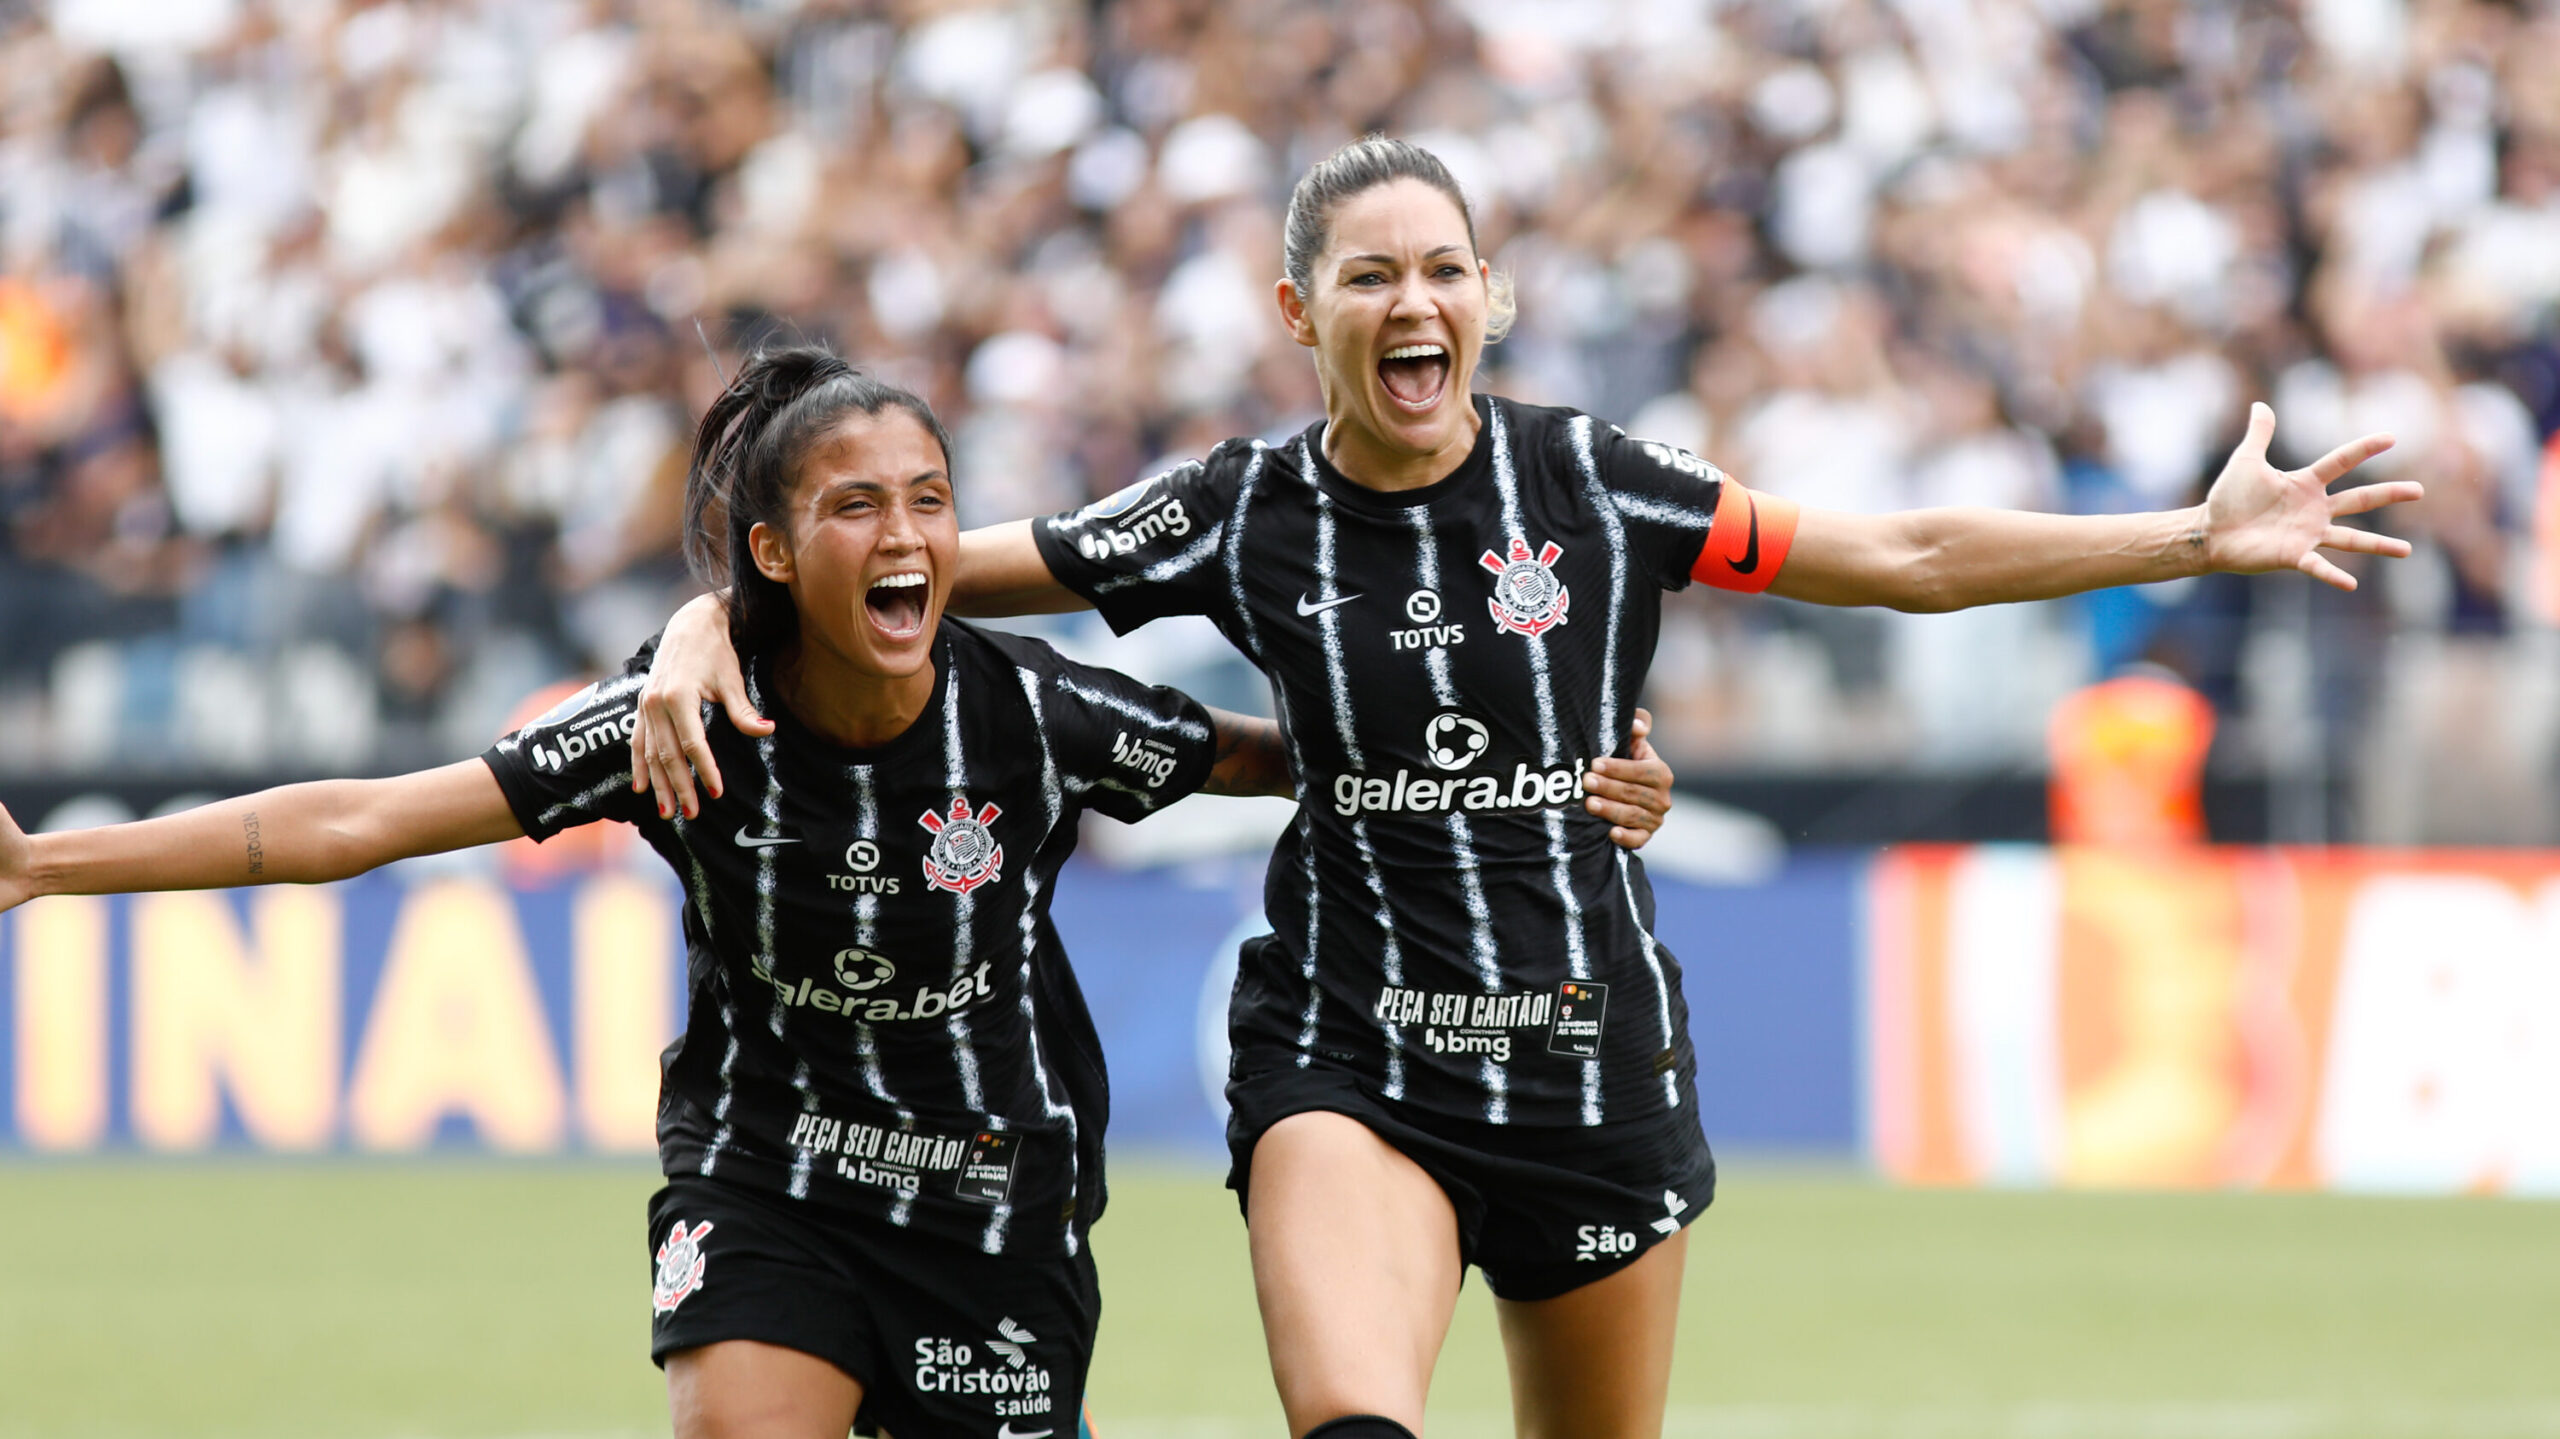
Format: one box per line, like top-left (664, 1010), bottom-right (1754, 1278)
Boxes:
top-left (1302, 1418), bottom-right (1418, 1439)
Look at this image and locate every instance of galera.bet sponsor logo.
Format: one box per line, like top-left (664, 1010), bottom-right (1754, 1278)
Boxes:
top-left (759, 955), bottom-right (995, 1023)
top-left (1332, 710), bottom-right (1580, 817)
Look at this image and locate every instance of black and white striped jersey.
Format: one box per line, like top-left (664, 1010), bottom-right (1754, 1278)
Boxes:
top-left (481, 620), bottom-right (1216, 1257)
top-left (1035, 395), bottom-right (1769, 1129)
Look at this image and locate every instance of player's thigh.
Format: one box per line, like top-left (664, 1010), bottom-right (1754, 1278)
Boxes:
top-left (667, 1338), bottom-right (864, 1439)
top-left (1493, 1228), bottom-right (1688, 1439)
top-left (1246, 1109), bottom-right (1466, 1435)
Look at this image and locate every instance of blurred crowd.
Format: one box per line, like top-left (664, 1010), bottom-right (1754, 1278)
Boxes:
top-left (2, 0), bottom-right (2558, 839)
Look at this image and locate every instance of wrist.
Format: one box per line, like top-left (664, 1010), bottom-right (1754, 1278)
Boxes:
top-left (2164, 505), bottom-right (2215, 578)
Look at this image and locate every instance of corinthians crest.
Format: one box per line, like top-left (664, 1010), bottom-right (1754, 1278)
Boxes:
top-left (652, 1219), bottom-right (712, 1313)
top-left (1479, 537), bottom-right (1570, 638)
top-left (918, 796), bottom-right (1005, 895)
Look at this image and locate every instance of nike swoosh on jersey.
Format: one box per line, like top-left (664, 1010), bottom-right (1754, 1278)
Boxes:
top-left (997, 1427), bottom-right (1054, 1439)
top-left (1295, 592), bottom-right (1362, 617)
top-left (1729, 497), bottom-right (1761, 575)
top-left (733, 828), bottom-right (800, 848)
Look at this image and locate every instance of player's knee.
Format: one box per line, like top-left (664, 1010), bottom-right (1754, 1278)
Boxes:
top-left (1303, 1418), bottom-right (1419, 1439)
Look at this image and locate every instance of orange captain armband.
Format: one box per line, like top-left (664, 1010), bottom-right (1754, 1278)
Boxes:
top-left (1690, 481), bottom-right (1798, 593)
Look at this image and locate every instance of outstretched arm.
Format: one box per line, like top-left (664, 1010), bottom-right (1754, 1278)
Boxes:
top-left (632, 522), bottom-right (1090, 816)
top-left (0, 761), bottom-right (523, 913)
top-left (1770, 405), bottom-right (2417, 612)
top-left (1195, 707), bottom-right (1677, 850)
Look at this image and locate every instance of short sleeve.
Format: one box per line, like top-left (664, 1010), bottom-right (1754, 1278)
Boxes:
top-left (1593, 426), bottom-right (1796, 593)
top-left (1031, 445), bottom-right (1246, 635)
top-left (1034, 654), bottom-right (1218, 826)
top-left (480, 644), bottom-right (657, 842)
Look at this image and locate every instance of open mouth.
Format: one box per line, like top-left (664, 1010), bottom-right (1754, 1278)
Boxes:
top-left (865, 571), bottom-right (929, 639)
top-left (1378, 342), bottom-right (1450, 412)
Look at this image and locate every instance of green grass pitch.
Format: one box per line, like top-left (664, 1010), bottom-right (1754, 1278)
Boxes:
top-left (1, 1160), bottom-right (2555, 1438)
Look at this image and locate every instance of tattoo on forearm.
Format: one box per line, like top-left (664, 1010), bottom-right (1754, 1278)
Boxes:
top-left (243, 811), bottom-right (264, 875)
top-left (1206, 718), bottom-right (1290, 796)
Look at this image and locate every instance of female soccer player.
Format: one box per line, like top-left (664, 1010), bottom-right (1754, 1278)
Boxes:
top-left (629, 140), bottom-right (2422, 1439)
top-left (0, 346), bottom-right (1658, 1438)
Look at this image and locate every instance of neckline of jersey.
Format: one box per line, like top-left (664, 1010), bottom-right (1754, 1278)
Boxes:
top-left (751, 625), bottom-right (954, 764)
top-left (1305, 392), bottom-right (1495, 512)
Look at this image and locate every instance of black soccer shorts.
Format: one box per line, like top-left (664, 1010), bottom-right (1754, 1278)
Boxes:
top-left (646, 1174), bottom-right (1097, 1438)
top-left (1224, 1054), bottom-right (1716, 1302)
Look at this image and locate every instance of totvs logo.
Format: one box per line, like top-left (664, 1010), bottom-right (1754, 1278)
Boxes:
top-left (1480, 538), bottom-right (1570, 638)
top-left (919, 797), bottom-right (1005, 895)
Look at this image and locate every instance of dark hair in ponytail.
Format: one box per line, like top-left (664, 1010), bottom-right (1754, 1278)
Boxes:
top-left (680, 345), bottom-right (955, 655)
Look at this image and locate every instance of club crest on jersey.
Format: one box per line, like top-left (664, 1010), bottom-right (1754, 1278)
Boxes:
top-left (652, 1219), bottom-right (712, 1313)
top-left (918, 797), bottom-right (1005, 895)
top-left (1479, 538), bottom-right (1570, 637)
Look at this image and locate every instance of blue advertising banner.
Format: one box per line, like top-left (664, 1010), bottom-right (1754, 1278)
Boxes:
top-left (0, 852), bottom-right (1866, 1158)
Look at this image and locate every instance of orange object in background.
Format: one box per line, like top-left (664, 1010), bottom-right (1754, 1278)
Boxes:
top-left (2533, 430), bottom-right (2560, 625)
top-left (497, 679), bottom-right (635, 881)
top-left (2046, 671), bottom-right (2216, 845)
top-left (0, 278), bottom-right (74, 424)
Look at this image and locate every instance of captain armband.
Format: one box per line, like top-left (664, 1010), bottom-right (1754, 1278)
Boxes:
top-left (1690, 481), bottom-right (1798, 594)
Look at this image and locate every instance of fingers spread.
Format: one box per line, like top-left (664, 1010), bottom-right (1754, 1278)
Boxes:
top-left (2321, 525), bottom-right (2412, 557)
top-left (2308, 433), bottom-right (2395, 487)
top-left (2242, 400), bottom-right (2275, 462)
top-left (2328, 480), bottom-right (2424, 517)
top-left (2297, 551), bottom-right (2358, 591)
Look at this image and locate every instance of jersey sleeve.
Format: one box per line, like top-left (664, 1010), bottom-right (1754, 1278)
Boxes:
top-left (1593, 425), bottom-right (1798, 594)
top-left (1032, 652), bottom-right (1219, 826)
top-left (479, 644), bottom-right (657, 842)
top-left (1030, 444), bottom-right (1246, 635)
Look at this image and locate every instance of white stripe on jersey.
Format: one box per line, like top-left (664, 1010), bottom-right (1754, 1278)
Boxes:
top-left (1484, 404), bottom-right (1597, 1121)
top-left (667, 812), bottom-right (719, 944)
top-left (1566, 417), bottom-right (1629, 753)
top-left (666, 809), bottom-right (742, 1176)
top-left (844, 763), bottom-right (917, 1223)
top-left (536, 773), bottom-right (627, 831)
top-left (940, 666), bottom-right (988, 1116)
top-left (1223, 445), bottom-right (1271, 661)
top-left (744, 669), bottom-right (788, 1040)
top-left (700, 1017), bottom-right (740, 1176)
top-left (787, 1058), bottom-right (816, 1199)
top-left (1307, 449), bottom-right (1413, 1093)
top-left (1051, 673), bottom-right (1210, 742)
top-left (1006, 663), bottom-right (1084, 1257)
top-left (1091, 522), bottom-right (1226, 595)
top-left (1616, 849), bottom-right (1682, 1109)
top-left (1605, 490), bottom-right (1721, 533)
